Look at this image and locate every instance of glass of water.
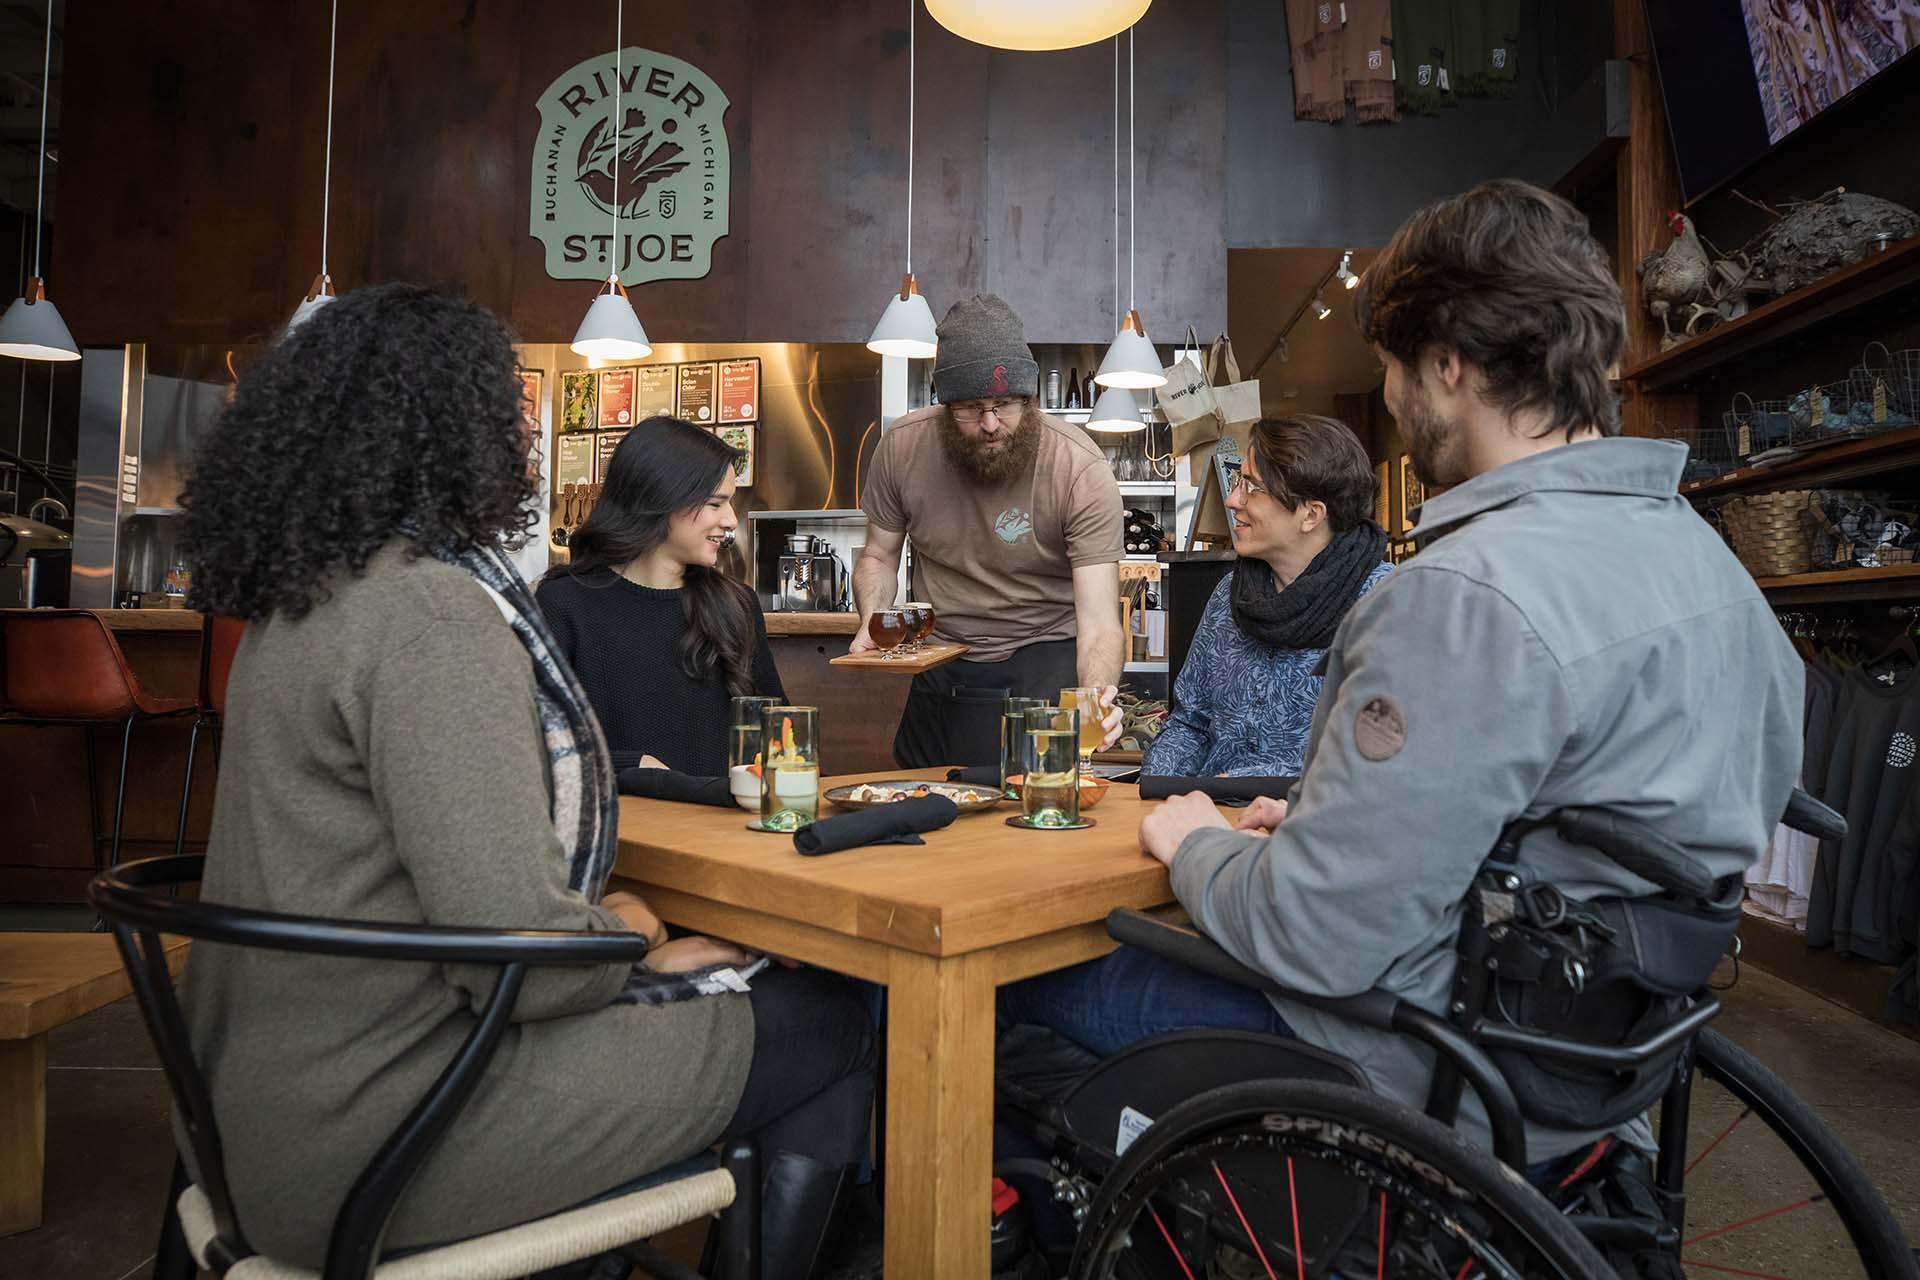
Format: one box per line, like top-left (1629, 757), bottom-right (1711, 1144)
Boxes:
top-left (1000, 696), bottom-right (1048, 799)
top-left (729, 696), bottom-right (779, 770)
top-left (1022, 706), bottom-right (1081, 828)
top-left (759, 705), bottom-right (820, 831)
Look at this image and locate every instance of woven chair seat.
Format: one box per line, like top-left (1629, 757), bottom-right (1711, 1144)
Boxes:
top-left (177, 1166), bottom-right (737, 1280)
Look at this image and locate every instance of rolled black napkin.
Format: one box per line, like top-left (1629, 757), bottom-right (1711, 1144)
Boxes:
top-left (794, 795), bottom-right (960, 856)
top-left (1137, 775), bottom-right (1298, 805)
top-left (617, 767), bottom-right (738, 809)
top-left (946, 765), bottom-right (1002, 787)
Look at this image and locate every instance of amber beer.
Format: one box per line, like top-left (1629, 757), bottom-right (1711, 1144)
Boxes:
top-left (1060, 687), bottom-right (1105, 766)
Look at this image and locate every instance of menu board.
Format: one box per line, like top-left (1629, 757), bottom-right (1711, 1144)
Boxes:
top-left (676, 361), bottom-right (718, 424)
top-left (714, 425), bottom-right (754, 485)
top-left (598, 368), bottom-right (636, 427)
top-left (555, 431), bottom-right (597, 489)
top-left (717, 358), bottom-right (759, 424)
top-left (560, 371), bottom-right (598, 432)
top-left (597, 429), bottom-right (629, 477)
top-left (635, 364), bottom-right (677, 419)
top-left (516, 370), bottom-right (544, 433)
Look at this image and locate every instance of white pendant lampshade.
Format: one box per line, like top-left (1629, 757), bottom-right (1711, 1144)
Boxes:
top-left (869, 272), bottom-right (938, 358)
top-left (1094, 309), bottom-right (1165, 390)
top-left (0, 278), bottom-right (80, 361)
top-left (928, 0), bottom-right (1152, 50)
top-left (285, 273), bottom-right (336, 335)
top-left (571, 280), bottom-right (653, 361)
top-left (1086, 382), bottom-right (1144, 433)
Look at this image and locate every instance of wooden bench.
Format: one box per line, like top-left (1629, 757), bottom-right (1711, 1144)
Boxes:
top-left (0, 932), bottom-right (189, 1235)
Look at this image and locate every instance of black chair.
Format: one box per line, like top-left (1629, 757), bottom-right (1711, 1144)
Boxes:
top-left (91, 853), bottom-right (760, 1280)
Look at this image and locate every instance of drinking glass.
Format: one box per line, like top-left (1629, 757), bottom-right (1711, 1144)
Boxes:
top-left (728, 696), bottom-right (779, 770)
top-left (1022, 706), bottom-right (1081, 827)
top-left (999, 696), bottom-right (1049, 799)
top-left (758, 705), bottom-right (821, 831)
top-left (898, 603), bottom-right (925, 655)
top-left (1059, 686), bottom-right (1106, 771)
top-left (868, 608), bottom-right (909, 659)
top-left (905, 601), bottom-right (937, 652)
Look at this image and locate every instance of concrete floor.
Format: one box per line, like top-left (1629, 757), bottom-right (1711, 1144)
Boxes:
top-left (2, 929), bottom-right (1915, 1279)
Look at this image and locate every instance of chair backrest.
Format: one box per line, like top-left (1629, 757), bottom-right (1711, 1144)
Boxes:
top-left (89, 853), bottom-right (651, 1276)
top-left (1, 609), bottom-right (140, 719)
top-left (202, 615), bottom-right (246, 718)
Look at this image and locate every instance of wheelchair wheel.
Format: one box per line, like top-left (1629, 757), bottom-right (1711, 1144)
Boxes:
top-left (1663, 1027), bottom-right (1918, 1280)
top-left (1071, 1079), bottom-right (1609, 1280)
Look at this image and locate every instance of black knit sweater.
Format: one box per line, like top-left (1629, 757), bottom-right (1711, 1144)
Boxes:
top-left (535, 570), bottom-right (786, 775)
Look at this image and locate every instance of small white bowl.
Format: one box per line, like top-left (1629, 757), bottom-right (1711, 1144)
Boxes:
top-left (729, 764), bottom-right (761, 812)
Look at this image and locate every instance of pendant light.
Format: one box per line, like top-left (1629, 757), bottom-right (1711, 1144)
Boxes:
top-left (867, 0), bottom-right (938, 359)
top-left (927, 0), bottom-right (1151, 51)
top-left (571, 0), bottom-right (652, 361)
top-left (0, 0), bottom-right (79, 362)
top-left (1092, 27), bottom-right (1164, 393)
top-left (285, 0), bottom-right (342, 334)
top-left (1088, 37), bottom-right (1142, 433)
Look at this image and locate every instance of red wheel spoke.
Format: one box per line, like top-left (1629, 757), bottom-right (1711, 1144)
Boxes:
top-left (1453, 1257), bottom-right (1474, 1280)
top-left (1683, 1195), bottom-right (1823, 1247)
top-left (1679, 1258), bottom-right (1795, 1280)
top-left (1146, 1202), bottom-right (1198, 1280)
top-left (1284, 1157), bottom-right (1307, 1280)
top-left (1687, 1106), bottom-right (1754, 1175)
top-left (1376, 1191), bottom-right (1388, 1280)
top-left (1211, 1160), bottom-right (1278, 1280)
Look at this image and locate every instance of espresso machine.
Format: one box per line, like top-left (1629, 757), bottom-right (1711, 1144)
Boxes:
top-left (774, 534), bottom-right (848, 612)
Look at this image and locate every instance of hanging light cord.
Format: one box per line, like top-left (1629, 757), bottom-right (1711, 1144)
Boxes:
top-left (609, 0), bottom-right (623, 285)
top-left (1112, 36), bottom-right (1119, 330)
top-left (320, 0), bottom-right (337, 283)
top-left (30, 0), bottom-right (52, 279)
top-left (906, 0), bottom-right (916, 275)
top-left (1127, 27), bottom-right (1135, 313)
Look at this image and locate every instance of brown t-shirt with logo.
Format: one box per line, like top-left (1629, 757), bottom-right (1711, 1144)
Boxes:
top-left (862, 407), bottom-right (1124, 663)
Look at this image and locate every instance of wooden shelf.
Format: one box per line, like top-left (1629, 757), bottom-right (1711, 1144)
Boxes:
top-left (1754, 562), bottom-right (1920, 604)
top-left (1680, 425), bottom-right (1920, 500)
top-left (1622, 237), bottom-right (1920, 392)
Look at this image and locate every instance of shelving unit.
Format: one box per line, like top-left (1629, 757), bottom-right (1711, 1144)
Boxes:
top-left (1752, 562), bottom-right (1920, 605)
top-left (1681, 425), bottom-right (1920, 500)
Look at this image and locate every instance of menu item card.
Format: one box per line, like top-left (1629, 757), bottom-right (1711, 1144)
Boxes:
top-left (517, 370), bottom-right (544, 432)
top-left (718, 358), bottom-right (759, 424)
top-left (555, 431), bottom-right (597, 489)
top-left (597, 428), bottom-right (629, 478)
top-left (599, 368), bottom-right (636, 427)
top-left (677, 361), bottom-right (718, 423)
top-left (561, 371), bottom-right (598, 433)
top-left (635, 364), bottom-right (676, 419)
top-left (714, 425), bottom-right (754, 485)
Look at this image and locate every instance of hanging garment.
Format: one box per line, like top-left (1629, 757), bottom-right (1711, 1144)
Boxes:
top-left (1344, 0), bottom-right (1399, 122)
top-left (1392, 0), bottom-right (1452, 116)
top-left (1285, 0), bottom-right (1344, 121)
top-left (1745, 824), bottom-right (1816, 928)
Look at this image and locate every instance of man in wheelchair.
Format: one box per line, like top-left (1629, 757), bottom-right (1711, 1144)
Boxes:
top-left (993, 181), bottom-right (1813, 1278)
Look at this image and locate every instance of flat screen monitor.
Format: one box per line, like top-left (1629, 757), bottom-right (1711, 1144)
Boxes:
top-left (1644, 0), bottom-right (1919, 203)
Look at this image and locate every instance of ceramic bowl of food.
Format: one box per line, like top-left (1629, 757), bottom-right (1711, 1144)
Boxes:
top-left (1002, 774), bottom-right (1111, 810)
top-left (729, 764), bottom-right (761, 812)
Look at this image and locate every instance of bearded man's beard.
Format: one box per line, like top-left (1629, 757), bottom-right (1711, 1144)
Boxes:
top-left (1402, 375), bottom-right (1467, 489)
top-left (938, 405), bottom-right (1044, 486)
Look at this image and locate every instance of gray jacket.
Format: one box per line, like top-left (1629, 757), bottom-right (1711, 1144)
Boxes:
top-left (1170, 438), bottom-right (1803, 1159)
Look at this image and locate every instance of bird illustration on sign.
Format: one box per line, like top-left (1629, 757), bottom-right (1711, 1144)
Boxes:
top-left (575, 107), bottom-right (691, 219)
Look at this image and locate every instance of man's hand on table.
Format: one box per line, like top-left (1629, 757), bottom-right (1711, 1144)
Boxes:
top-left (848, 622), bottom-right (877, 655)
top-left (646, 936), bottom-right (757, 973)
top-left (1233, 796), bottom-right (1289, 837)
top-left (1139, 792), bottom-right (1234, 868)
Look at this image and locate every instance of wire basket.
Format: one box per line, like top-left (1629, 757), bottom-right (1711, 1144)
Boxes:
top-left (1807, 490), bottom-right (1920, 569)
top-left (1844, 343), bottom-right (1919, 431)
top-left (1785, 382), bottom-right (1862, 446)
top-left (1718, 490), bottom-right (1818, 577)
top-left (1723, 393), bottom-right (1794, 461)
top-left (1657, 420), bottom-right (1738, 485)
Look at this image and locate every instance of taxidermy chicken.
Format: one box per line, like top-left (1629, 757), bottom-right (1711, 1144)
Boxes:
top-left (1636, 211), bottom-right (1712, 348)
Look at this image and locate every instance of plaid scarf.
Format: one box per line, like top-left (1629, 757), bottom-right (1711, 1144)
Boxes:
top-left (444, 543), bottom-right (750, 1005)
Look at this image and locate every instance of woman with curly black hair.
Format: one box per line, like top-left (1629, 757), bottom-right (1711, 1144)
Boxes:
top-left (177, 284), bottom-right (875, 1278)
top-left (537, 417), bottom-right (785, 775)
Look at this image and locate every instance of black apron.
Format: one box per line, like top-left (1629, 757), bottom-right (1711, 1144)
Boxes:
top-left (893, 638), bottom-right (1081, 770)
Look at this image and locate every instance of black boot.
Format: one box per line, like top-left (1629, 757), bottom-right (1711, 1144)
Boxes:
top-left (757, 1151), bottom-right (855, 1280)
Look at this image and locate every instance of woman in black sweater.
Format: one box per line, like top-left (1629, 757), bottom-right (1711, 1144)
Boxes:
top-left (537, 416), bottom-right (785, 773)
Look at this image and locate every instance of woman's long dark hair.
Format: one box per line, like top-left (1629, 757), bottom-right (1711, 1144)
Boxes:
top-left (181, 284), bottom-right (535, 620)
top-left (549, 416), bottom-right (758, 696)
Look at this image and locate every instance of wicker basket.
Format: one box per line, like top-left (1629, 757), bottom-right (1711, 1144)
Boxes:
top-left (1719, 490), bottom-right (1817, 577)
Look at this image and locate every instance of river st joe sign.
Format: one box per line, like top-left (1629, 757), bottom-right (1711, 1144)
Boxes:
top-left (530, 48), bottom-right (732, 285)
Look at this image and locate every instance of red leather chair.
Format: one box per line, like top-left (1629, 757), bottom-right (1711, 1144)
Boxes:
top-left (173, 615), bottom-right (246, 854)
top-left (0, 610), bottom-right (197, 875)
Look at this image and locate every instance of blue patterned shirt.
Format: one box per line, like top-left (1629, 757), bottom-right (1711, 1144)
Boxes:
top-left (1144, 561), bottom-right (1394, 777)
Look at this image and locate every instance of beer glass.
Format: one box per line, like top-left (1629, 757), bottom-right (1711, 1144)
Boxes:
top-left (905, 601), bottom-right (937, 649)
top-left (999, 696), bottom-right (1049, 799)
top-left (868, 608), bottom-right (909, 659)
top-left (898, 603), bottom-right (925, 655)
top-left (758, 705), bottom-right (820, 831)
top-left (1022, 706), bottom-right (1080, 828)
top-left (729, 696), bottom-right (779, 770)
top-left (1059, 686), bottom-right (1106, 771)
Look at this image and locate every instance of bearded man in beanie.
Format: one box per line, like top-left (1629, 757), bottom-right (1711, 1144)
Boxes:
top-left (854, 294), bottom-right (1126, 769)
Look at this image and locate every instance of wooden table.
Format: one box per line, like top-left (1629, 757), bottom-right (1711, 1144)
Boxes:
top-left (0, 932), bottom-right (190, 1234)
top-left (612, 771), bottom-right (1177, 1279)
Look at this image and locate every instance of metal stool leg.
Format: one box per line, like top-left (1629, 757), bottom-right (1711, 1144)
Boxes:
top-left (153, 1156), bottom-right (195, 1280)
top-left (109, 716), bottom-right (136, 868)
top-left (83, 723), bottom-right (101, 869)
top-left (173, 716), bottom-right (203, 857)
top-left (716, 1140), bottom-right (760, 1279)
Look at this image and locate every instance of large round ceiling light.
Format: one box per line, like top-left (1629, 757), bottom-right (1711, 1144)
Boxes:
top-left (926, 0), bottom-right (1152, 51)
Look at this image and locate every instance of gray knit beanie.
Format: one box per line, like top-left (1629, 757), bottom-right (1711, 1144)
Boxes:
top-left (933, 294), bottom-right (1039, 403)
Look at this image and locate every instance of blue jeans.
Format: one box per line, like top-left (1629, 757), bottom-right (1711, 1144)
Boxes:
top-left (997, 943), bottom-right (1295, 1057)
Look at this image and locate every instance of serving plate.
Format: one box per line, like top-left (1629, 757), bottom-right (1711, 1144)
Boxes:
top-left (823, 779), bottom-right (1004, 813)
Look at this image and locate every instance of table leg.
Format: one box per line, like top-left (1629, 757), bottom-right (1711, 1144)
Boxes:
top-left (0, 1035), bottom-right (47, 1236)
top-left (883, 949), bottom-right (995, 1278)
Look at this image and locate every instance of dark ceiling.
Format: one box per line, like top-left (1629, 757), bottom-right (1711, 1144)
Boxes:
top-left (0, 0), bottom-right (62, 231)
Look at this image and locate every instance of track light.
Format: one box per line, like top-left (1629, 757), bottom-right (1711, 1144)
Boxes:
top-left (1313, 296), bottom-right (1332, 321)
top-left (1336, 249), bottom-right (1359, 290)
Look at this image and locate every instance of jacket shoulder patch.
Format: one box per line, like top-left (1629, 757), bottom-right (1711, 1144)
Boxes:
top-left (1355, 696), bottom-right (1407, 761)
